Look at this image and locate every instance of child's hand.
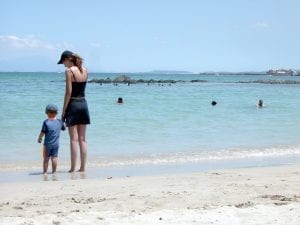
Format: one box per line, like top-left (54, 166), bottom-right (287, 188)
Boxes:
top-left (38, 137), bottom-right (42, 143)
top-left (62, 123), bottom-right (66, 131)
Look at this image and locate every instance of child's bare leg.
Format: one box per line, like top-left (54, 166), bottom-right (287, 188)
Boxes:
top-left (43, 157), bottom-right (50, 174)
top-left (51, 157), bottom-right (58, 174)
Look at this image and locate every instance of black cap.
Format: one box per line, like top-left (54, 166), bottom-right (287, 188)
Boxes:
top-left (57, 50), bottom-right (74, 64)
top-left (45, 104), bottom-right (58, 113)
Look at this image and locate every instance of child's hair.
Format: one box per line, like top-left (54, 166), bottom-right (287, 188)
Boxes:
top-left (46, 110), bottom-right (58, 115)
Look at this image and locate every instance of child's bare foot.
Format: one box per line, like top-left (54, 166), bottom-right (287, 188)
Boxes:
top-left (52, 174), bottom-right (58, 181)
top-left (78, 167), bottom-right (85, 172)
top-left (68, 169), bottom-right (75, 173)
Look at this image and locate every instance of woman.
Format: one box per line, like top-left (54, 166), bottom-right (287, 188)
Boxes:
top-left (58, 50), bottom-right (90, 172)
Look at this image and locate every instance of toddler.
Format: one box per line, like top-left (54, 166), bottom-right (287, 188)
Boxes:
top-left (38, 104), bottom-right (65, 174)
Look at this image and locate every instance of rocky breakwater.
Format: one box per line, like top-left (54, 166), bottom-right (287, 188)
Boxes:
top-left (88, 75), bottom-right (207, 85)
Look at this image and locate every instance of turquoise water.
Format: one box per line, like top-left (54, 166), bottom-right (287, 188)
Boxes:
top-left (1, 72), bottom-right (300, 171)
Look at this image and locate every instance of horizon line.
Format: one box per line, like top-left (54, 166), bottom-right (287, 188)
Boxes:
top-left (0, 70), bottom-right (270, 74)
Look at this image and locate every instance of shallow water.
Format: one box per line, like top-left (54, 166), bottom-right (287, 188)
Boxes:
top-left (0, 72), bottom-right (300, 173)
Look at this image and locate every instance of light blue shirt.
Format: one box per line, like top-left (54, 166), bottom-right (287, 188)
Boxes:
top-left (41, 119), bottom-right (65, 148)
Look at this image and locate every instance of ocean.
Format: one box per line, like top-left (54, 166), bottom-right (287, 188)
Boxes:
top-left (1, 72), bottom-right (300, 180)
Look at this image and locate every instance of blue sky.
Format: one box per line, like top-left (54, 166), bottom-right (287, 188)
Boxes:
top-left (1, 0), bottom-right (300, 72)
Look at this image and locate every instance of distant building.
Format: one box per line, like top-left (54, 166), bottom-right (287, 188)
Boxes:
top-left (267, 69), bottom-right (299, 76)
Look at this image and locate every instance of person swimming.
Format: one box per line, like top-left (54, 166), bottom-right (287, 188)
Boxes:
top-left (257, 99), bottom-right (264, 108)
top-left (117, 97), bottom-right (123, 104)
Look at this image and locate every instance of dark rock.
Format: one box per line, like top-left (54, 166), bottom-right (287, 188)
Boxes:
top-left (88, 76), bottom-right (208, 85)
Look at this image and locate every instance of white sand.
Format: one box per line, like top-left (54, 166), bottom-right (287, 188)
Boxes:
top-left (0, 165), bottom-right (299, 225)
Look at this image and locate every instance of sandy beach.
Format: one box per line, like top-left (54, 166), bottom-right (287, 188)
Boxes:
top-left (0, 164), bottom-right (299, 225)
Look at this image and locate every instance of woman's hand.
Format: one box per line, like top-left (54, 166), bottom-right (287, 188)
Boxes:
top-left (61, 111), bottom-right (65, 122)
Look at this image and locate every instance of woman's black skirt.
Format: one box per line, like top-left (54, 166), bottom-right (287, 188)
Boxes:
top-left (65, 98), bottom-right (90, 127)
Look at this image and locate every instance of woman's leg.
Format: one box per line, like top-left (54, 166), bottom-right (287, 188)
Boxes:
top-left (77, 124), bottom-right (87, 172)
top-left (68, 125), bottom-right (78, 172)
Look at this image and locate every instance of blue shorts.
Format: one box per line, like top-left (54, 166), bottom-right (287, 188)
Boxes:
top-left (44, 145), bottom-right (59, 157)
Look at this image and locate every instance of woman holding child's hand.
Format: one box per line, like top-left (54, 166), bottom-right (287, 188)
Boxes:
top-left (58, 50), bottom-right (90, 173)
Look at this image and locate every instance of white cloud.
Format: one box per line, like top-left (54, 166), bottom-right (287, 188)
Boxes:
top-left (89, 42), bottom-right (111, 49)
top-left (59, 41), bottom-right (75, 50)
top-left (254, 22), bottom-right (269, 28)
top-left (90, 42), bottom-right (102, 48)
top-left (0, 35), bottom-right (56, 49)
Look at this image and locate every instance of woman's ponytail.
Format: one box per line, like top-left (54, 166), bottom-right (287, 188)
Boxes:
top-left (71, 53), bottom-right (83, 73)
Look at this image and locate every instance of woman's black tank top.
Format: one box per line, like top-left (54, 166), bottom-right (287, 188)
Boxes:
top-left (70, 70), bottom-right (87, 98)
